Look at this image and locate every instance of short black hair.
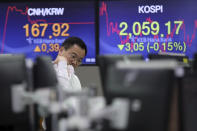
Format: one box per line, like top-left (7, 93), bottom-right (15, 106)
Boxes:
top-left (61, 36), bottom-right (87, 56)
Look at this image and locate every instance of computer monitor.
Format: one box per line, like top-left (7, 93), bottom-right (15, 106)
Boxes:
top-left (97, 54), bottom-right (144, 96)
top-left (182, 71), bottom-right (197, 131)
top-left (99, 0), bottom-right (197, 60)
top-left (33, 55), bottom-right (57, 89)
top-left (0, 55), bottom-right (31, 131)
top-left (182, 54), bottom-right (197, 131)
top-left (32, 55), bottom-right (58, 131)
top-left (104, 60), bottom-right (176, 131)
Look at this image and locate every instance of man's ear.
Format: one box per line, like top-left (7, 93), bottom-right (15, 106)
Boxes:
top-left (58, 47), bottom-right (65, 56)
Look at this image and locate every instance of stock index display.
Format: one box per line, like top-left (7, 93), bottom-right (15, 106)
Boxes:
top-left (99, 0), bottom-right (197, 59)
top-left (0, 1), bottom-right (96, 64)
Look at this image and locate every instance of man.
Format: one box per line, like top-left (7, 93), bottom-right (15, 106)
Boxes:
top-left (53, 36), bottom-right (87, 92)
top-left (41, 36), bottom-right (87, 130)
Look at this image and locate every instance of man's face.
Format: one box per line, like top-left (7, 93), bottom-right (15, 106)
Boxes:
top-left (62, 44), bottom-right (86, 68)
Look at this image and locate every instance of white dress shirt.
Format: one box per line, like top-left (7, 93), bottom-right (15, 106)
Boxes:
top-left (53, 60), bottom-right (81, 100)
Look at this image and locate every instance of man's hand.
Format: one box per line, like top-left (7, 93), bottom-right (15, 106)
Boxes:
top-left (53, 55), bottom-right (67, 64)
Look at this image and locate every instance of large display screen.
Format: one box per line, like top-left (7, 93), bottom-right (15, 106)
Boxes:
top-left (99, 0), bottom-right (197, 59)
top-left (0, 1), bottom-right (96, 64)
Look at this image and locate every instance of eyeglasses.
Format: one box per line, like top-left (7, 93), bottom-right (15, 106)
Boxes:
top-left (69, 53), bottom-right (83, 64)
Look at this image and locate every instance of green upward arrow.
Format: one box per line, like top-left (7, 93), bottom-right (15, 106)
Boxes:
top-left (118, 44), bottom-right (124, 51)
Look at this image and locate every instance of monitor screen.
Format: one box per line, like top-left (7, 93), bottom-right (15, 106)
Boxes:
top-left (0, 1), bottom-right (96, 64)
top-left (99, 0), bottom-right (197, 60)
top-left (0, 55), bottom-right (31, 131)
top-left (104, 60), bottom-right (175, 131)
top-left (182, 69), bottom-right (197, 131)
top-left (33, 56), bottom-right (58, 89)
top-left (97, 54), bottom-right (144, 96)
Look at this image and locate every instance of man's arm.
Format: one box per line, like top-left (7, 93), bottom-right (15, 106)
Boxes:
top-left (54, 57), bottom-right (81, 92)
